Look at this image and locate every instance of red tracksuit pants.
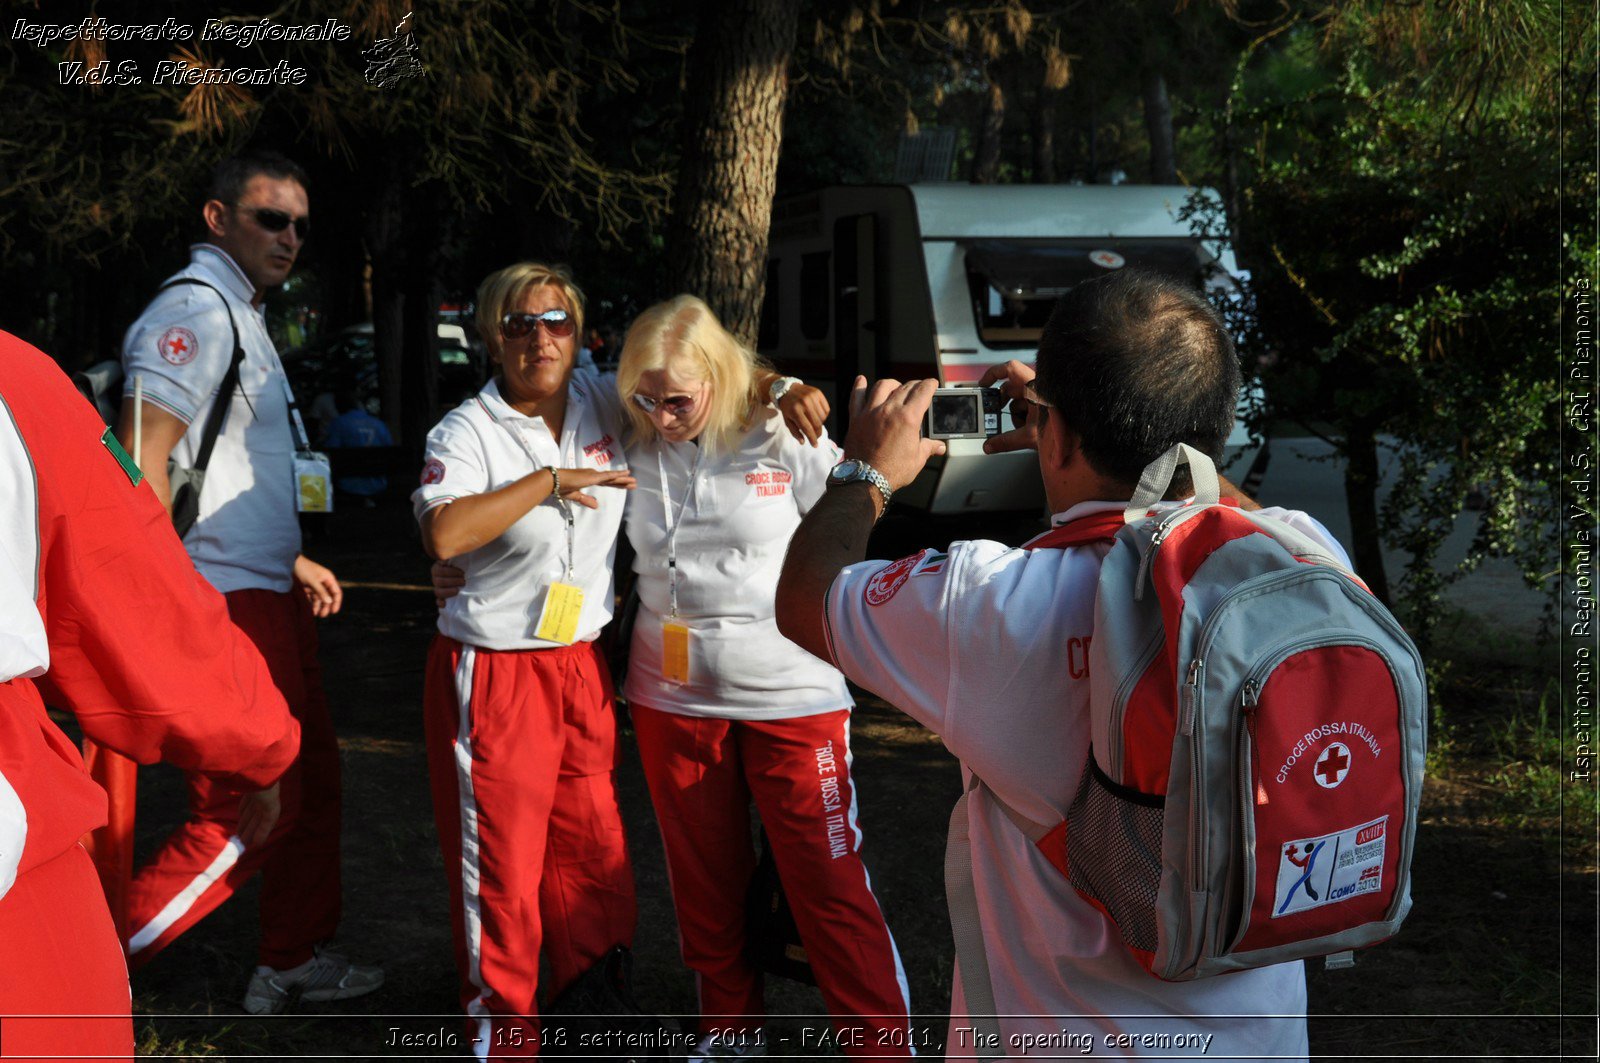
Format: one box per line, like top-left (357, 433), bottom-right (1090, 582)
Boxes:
top-left (631, 705), bottom-right (913, 1057)
top-left (125, 588), bottom-right (342, 970)
top-left (424, 636), bottom-right (637, 1060)
top-left (0, 844), bottom-right (134, 1060)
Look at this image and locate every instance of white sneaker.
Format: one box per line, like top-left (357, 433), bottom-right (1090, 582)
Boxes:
top-left (242, 944), bottom-right (385, 1015)
top-left (689, 1029), bottom-right (767, 1061)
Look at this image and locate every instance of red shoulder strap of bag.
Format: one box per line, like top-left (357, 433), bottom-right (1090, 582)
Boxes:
top-left (1026, 498), bottom-right (1246, 553)
top-left (1024, 510), bottom-right (1126, 551)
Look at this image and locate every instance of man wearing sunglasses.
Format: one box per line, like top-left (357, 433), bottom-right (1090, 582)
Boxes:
top-left (116, 150), bottom-right (381, 1014)
top-left (777, 270), bottom-right (1340, 1060)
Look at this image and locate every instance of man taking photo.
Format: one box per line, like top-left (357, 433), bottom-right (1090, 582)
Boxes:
top-left (776, 268), bottom-right (1346, 1059)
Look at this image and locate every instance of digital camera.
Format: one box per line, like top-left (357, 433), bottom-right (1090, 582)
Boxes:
top-left (924, 386), bottom-right (1005, 440)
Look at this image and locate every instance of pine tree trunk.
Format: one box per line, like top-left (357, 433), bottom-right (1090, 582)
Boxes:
top-left (1034, 83), bottom-right (1058, 183)
top-left (1086, 82), bottom-right (1099, 182)
top-left (972, 71), bottom-right (1005, 184)
top-left (365, 163), bottom-right (405, 438)
top-left (1142, 67), bottom-right (1177, 184)
top-left (400, 182), bottom-right (441, 451)
top-left (667, 0), bottom-right (802, 346)
top-left (1343, 424), bottom-right (1392, 605)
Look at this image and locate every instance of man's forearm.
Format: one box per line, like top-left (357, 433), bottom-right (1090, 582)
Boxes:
top-left (140, 458), bottom-right (173, 513)
top-left (775, 482), bottom-right (880, 661)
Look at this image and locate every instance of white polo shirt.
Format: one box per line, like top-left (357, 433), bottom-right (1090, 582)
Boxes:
top-left (623, 410), bottom-right (848, 719)
top-left (121, 244), bottom-right (299, 594)
top-left (825, 500), bottom-right (1347, 1061)
top-left (413, 372), bottom-right (628, 651)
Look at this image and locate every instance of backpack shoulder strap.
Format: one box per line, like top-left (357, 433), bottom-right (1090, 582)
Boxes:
top-left (158, 278), bottom-right (246, 475)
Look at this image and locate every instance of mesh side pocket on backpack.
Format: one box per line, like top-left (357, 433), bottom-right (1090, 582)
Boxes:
top-left (1065, 754), bottom-right (1164, 955)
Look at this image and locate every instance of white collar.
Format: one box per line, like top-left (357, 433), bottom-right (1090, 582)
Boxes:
top-left (1051, 496), bottom-right (1198, 526)
top-left (476, 375), bottom-right (585, 426)
top-left (188, 244), bottom-right (258, 305)
top-left (1050, 499), bottom-right (1128, 527)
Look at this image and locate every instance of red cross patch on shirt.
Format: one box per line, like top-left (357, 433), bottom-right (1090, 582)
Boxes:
top-left (158, 326), bottom-right (199, 366)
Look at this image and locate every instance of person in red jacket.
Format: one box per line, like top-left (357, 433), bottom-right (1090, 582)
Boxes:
top-left (0, 332), bottom-right (300, 1060)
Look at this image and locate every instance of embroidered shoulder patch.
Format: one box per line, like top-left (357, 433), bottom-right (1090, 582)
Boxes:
top-left (158, 326), bottom-right (199, 366)
top-left (101, 427), bottom-right (143, 486)
top-left (420, 458), bottom-right (446, 485)
top-left (864, 550), bottom-right (926, 606)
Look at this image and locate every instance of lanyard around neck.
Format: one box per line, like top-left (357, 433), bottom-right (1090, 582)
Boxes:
top-left (481, 396), bottom-right (576, 580)
top-left (658, 443), bottom-right (704, 619)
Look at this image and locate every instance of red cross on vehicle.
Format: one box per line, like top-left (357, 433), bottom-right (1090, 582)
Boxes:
top-left (1314, 742), bottom-right (1350, 788)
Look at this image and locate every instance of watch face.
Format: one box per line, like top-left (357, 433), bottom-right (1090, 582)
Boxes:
top-left (829, 459), bottom-right (863, 483)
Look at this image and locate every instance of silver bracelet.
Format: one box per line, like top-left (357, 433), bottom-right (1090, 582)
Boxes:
top-left (546, 465), bottom-right (561, 499)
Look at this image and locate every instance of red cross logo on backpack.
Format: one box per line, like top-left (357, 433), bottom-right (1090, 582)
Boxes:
top-left (1314, 742), bottom-right (1352, 789)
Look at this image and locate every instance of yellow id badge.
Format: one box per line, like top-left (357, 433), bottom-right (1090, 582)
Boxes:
top-left (662, 621), bottom-right (691, 684)
top-left (534, 582), bottom-right (585, 644)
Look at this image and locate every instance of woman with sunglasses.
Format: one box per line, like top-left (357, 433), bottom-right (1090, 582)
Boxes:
top-left (615, 296), bottom-right (912, 1061)
top-left (413, 264), bottom-right (828, 1054)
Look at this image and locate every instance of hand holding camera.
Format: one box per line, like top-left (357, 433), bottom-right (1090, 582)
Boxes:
top-left (977, 359), bottom-right (1044, 455)
top-left (922, 385), bottom-right (1007, 440)
top-left (839, 376), bottom-right (948, 498)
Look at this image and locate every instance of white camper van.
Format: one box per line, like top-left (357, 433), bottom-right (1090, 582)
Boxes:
top-left (759, 183), bottom-right (1241, 514)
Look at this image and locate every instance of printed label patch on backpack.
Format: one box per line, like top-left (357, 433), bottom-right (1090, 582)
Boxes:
top-left (1273, 815), bottom-right (1387, 918)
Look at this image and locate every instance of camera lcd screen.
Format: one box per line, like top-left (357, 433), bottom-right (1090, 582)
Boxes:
top-left (929, 393), bottom-right (980, 436)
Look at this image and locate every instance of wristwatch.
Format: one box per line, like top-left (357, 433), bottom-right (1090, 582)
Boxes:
top-left (768, 376), bottom-right (804, 403)
top-left (827, 458), bottom-right (892, 513)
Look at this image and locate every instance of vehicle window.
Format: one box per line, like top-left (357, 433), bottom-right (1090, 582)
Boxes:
top-left (963, 240), bottom-right (1214, 350)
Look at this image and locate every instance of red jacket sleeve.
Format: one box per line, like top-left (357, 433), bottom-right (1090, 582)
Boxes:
top-left (2, 332), bottom-right (299, 790)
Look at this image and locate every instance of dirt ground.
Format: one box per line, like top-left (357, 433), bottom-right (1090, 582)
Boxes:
top-left (119, 496), bottom-right (1593, 1060)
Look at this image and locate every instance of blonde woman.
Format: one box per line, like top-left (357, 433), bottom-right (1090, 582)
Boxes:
top-left (617, 296), bottom-right (912, 1061)
top-left (417, 267), bottom-right (828, 1055)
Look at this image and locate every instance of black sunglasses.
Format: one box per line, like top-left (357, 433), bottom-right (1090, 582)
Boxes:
top-left (501, 309), bottom-right (575, 339)
top-left (239, 206), bottom-right (310, 240)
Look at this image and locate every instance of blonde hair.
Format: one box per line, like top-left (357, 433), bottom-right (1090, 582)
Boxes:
top-left (616, 295), bottom-right (769, 454)
top-left (475, 262), bottom-right (586, 363)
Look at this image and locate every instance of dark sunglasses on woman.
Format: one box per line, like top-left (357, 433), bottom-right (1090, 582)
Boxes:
top-left (239, 206), bottom-right (310, 240)
top-left (631, 392), bottom-right (697, 415)
top-left (501, 309), bottom-right (575, 339)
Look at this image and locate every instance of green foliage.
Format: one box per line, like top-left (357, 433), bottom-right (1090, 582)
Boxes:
top-left (1477, 679), bottom-right (1595, 831)
top-left (1214, 2), bottom-right (1578, 648)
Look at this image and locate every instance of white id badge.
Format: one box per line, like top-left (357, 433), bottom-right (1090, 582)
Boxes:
top-left (294, 450), bottom-right (333, 513)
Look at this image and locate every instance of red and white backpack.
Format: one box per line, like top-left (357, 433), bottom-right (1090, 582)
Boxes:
top-left (947, 443), bottom-right (1425, 1029)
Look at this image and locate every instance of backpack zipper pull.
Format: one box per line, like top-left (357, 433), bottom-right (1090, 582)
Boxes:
top-left (1179, 658), bottom-right (1203, 735)
top-left (1133, 516), bottom-right (1177, 602)
top-left (1241, 678), bottom-right (1260, 710)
